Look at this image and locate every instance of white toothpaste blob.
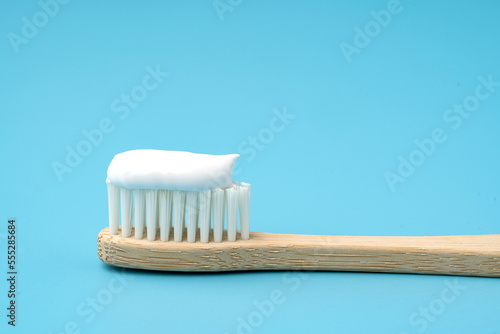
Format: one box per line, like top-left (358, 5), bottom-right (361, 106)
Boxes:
top-left (107, 150), bottom-right (239, 191)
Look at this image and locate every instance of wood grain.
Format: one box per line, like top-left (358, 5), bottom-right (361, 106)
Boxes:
top-left (97, 227), bottom-right (500, 277)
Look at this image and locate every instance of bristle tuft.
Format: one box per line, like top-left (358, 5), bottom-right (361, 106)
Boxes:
top-left (186, 191), bottom-right (199, 243)
top-left (120, 188), bottom-right (133, 238)
top-left (199, 190), bottom-right (211, 243)
top-left (212, 188), bottom-right (225, 243)
top-left (107, 182), bottom-right (120, 235)
top-left (226, 187), bottom-right (238, 242)
top-left (146, 190), bottom-right (158, 241)
top-left (134, 189), bottom-right (146, 239)
top-left (239, 183), bottom-right (251, 240)
top-left (159, 190), bottom-right (173, 242)
top-left (173, 190), bottom-right (186, 242)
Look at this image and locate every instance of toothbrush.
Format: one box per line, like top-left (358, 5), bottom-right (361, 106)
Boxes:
top-left (97, 150), bottom-right (500, 278)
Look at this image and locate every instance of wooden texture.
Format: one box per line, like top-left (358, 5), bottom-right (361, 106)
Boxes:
top-left (97, 227), bottom-right (500, 277)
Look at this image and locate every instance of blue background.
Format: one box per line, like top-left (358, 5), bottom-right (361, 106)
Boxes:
top-left (1, 0), bottom-right (499, 333)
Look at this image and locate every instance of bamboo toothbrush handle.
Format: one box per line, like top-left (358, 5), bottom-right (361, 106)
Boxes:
top-left (97, 228), bottom-right (500, 277)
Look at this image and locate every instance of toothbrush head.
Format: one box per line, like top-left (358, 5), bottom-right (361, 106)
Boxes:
top-left (105, 150), bottom-right (251, 243)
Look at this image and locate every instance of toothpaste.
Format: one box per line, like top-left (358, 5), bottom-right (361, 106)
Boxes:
top-left (106, 149), bottom-right (239, 191)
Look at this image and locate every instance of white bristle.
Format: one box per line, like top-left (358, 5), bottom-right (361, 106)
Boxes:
top-left (186, 191), bottom-right (199, 243)
top-left (198, 190), bottom-right (211, 243)
top-left (107, 180), bottom-right (250, 242)
top-left (226, 187), bottom-right (238, 242)
top-left (173, 190), bottom-right (186, 242)
top-left (107, 182), bottom-right (120, 235)
top-left (195, 194), bottom-right (199, 233)
top-left (159, 190), bottom-right (173, 242)
top-left (146, 190), bottom-right (158, 241)
top-left (156, 193), bottom-right (160, 236)
top-left (239, 182), bottom-right (251, 240)
top-left (134, 189), bottom-right (146, 239)
top-left (212, 188), bottom-right (225, 243)
top-left (120, 188), bottom-right (133, 238)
